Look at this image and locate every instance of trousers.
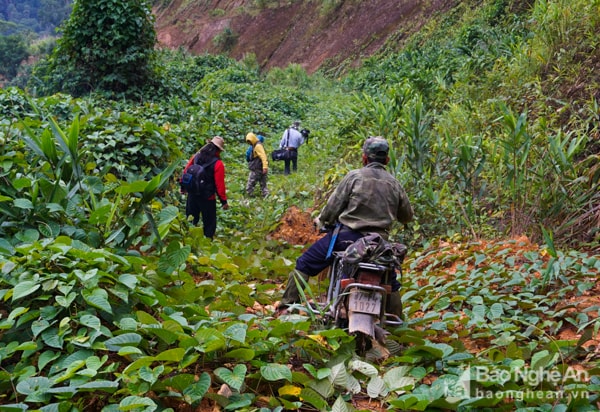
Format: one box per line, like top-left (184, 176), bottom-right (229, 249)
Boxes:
top-left (186, 196), bottom-right (217, 238)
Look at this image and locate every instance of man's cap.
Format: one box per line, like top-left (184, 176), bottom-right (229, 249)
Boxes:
top-left (211, 136), bottom-right (225, 151)
top-left (292, 120), bottom-right (301, 127)
top-left (363, 136), bottom-right (389, 158)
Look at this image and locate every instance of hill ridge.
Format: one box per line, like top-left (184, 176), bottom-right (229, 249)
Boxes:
top-left (153, 0), bottom-right (458, 73)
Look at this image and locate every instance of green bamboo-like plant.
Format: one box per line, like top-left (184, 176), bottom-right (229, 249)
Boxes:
top-left (400, 94), bottom-right (432, 178)
top-left (20, 95), bottom-right (85, 202)
top-left (114, 161), bottom-right (179, 252)
top-left (495, 103), bottom-right (533, 235)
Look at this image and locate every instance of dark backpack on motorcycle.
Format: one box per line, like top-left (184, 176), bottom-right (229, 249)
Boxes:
top-left (180, 154), bottom-right (218, 197)
top-left (341, 233), bottom-right (407, 277)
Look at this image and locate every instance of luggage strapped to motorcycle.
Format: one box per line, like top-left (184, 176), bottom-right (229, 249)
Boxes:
top-left (340, 232), bottom-right (407, 280)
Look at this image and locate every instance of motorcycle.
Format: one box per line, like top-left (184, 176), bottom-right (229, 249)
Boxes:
top-left (307, 227), bottom-right (407, 354)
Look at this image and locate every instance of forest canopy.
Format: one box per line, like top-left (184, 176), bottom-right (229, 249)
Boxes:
top-left (0, 0), bottom-right (72, 35)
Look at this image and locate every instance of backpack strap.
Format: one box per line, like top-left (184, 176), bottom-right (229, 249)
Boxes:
top-left (194, 154), bottom-right (219, 168)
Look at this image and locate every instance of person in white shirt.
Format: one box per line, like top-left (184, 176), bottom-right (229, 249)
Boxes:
top-left (279, 120), bottom-right (304, 175)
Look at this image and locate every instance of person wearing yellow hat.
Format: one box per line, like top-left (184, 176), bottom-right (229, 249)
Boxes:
top-left (181, 136), bottom-right (229, 238)
top-left (245, 132), bottom-right (269, 197)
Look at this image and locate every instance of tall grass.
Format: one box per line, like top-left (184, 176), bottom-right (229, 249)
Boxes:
top-left (335, 0), bottom-right (599, 247)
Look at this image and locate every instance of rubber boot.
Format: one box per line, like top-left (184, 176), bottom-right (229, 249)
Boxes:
top-left (386, 291), bottom-right (403, 321)
top-left (280, 269), bottom-right (310, 307)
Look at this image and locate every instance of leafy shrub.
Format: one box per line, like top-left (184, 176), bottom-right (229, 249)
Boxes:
top-left (32, 0), bottom-right (157, 97)
top-left (212, 27), bottom-right (238, 52)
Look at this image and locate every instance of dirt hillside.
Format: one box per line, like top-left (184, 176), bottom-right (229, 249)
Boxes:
top-left (153, 0), bottom-right (458, 74)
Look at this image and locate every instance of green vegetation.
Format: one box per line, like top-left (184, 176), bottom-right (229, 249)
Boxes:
top-left (32, 0), bottom-right (157, 97)
top-left (0, 0), bottom-right (72, 35)
top-left (0, 0), bottom-right (598, 410)
top-left (213, 27), bottom-right (239, 53)
top-left (0, 34), bottom-right (29, 79)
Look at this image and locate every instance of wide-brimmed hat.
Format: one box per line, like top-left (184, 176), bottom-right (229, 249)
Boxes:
top-left (211, 136), bottom-right (225, 151)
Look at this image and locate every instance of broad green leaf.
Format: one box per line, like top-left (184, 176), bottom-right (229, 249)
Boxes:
top-left (12, 281), bottom-right (40, 301)
top-left (118, 346), bottom-right (143, 356)
top-left (136, 311), bottom-right (159, 325)
top-left (104, 333), bottom-right (142, 351)
top-left (53, 360), bottom-right (85, 383)
top-left (85, 356), bottom-right (106, 371)
top-left (158, 374), bottom-right (197, 392)
top-left (146, 327), bottom-right (179, 345)
top-left (223, 323), bottom-right (247, 344)
top-left (77, 380), bottom-right (119, 392)
top-left (8, 307), bottom-right (29, 321)
top-left (82, 288), bottom-right (112, 314)
top-left (118, 274), bottom-right (138, 289)
top-left (224, 348), bottom-right (255, 361)
top-left (38, 351), bottom-right (60, 371)
top-left (389, 393), bottom-right (431, 411)
top-left (299, 387), bottom-right (327, 410)
top-left (367, 376), bottom-right (388, 398)
top-left (41, 328), bottom-right (64, 349)
top-left (303, 364), bottom-right (331, 380)
top-left (31, 319), bottom-right (50, 338)
top-left (118, 317), bottom-right (139, 330)
top-left (117, 181), bottom-right (149, 195)
top-left (13, 198), bottom-right (34, 210)
top-left (223, 393), bottom-right (254, 411)
top-left (488, 303), bottom-right (504, 320)
top-left (118, 395), bottom-right (157, 411)
top-left (16, 377), bottom-right (52, 398)
top-left (154, 348), bottom-right (185, 362)
top-left (55, 292), bottom-right (76, 307)
top-left (308, 378), bottom-right (335, 399)
top-left (183, 372), bottom-right (211, 404)
top-left (38, 221), bottom-right (60, 238)
top-left (260, 363), bottom-right (292, 382)
top-left (123, 357), bottom-right (156, 375)
top-left (89, 204), bottom-right (113, 225)
top-left (531, 349), bottom-right (553, 370)
top-left (331, 395), bottom-right (351, 412)
top-left (139, 365), bottom-right (164, 383)
top-left (329, 362), bottom-right (349, 387)
top-left (79, 314), bottom-right (101, 330)
top-left (215, 364), bottom-right (246, 392)
top-left (15, 341), bottom-right (37, 351)
top-left (349, 359), bottom-right (378, 377)
top-left (345, 373), bottom-right (361, 394)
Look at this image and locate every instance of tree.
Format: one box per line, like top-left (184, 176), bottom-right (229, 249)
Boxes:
top-left (34, 0), bottom-right (156, 96)
top-left (0, 34), bottom-right (29, 79)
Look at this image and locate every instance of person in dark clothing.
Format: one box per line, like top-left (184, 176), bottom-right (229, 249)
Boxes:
top-left (277, 136), bottom-right (413, 316)
top-left (182, 136), bottom-right (229, 238)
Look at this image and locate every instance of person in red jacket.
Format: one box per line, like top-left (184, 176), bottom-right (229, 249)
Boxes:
top-left (182, 136), bottom-right (229, 238)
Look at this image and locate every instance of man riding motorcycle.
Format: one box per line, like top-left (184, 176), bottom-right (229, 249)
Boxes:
top-left (276, 136), bottom-right (413, 317)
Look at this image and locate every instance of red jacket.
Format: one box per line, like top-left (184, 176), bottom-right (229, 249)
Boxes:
top-left (183, 153), bottom-right (228, 204)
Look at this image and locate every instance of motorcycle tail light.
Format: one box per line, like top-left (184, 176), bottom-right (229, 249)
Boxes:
top-left (340, 278), bottom-right (353, 289)
top-left (357, 270), bottom-right (382, 286)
